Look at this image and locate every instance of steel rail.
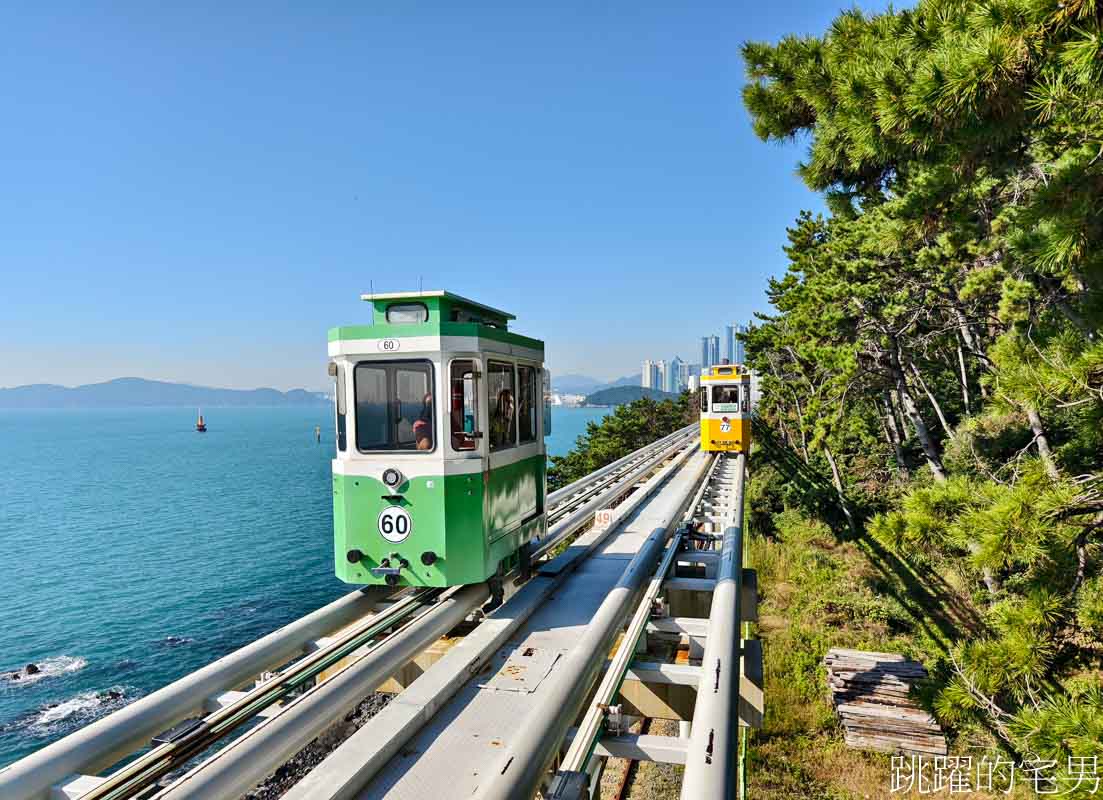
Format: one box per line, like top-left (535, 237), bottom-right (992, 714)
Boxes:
top-left (532, 433), bottom-right (694, 561)
top-left (545, 425), bottom-right (695, 510)
top-left (153, 583), bottom-right (489, 800)
top-left (680, 452), bottom-right (747, 800)
top-left (3, 429), bottom-right (697, 800)
top-left (557, 453), bottom-right (721, 777)
top-left (0, 587), bottom-right (394, 800)
top-left (78, 589), bottom-right (441, 800)
top-left (281, 440), bottom-right (702, 800)
top-left (111, 430), bottom-right (683, 798)
top-left (473, 451), bottom-right (713, 800)
top-left (545, 429), bottom-right (697, 526)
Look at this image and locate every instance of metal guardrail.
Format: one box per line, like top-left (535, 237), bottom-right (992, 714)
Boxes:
top-left (681, 452), bottom-right (748, 799)
top-left (1, 425), bottom-right (701, 800)
top-left (554, 453), bottom-right (722, 784)
top-left (0, 587), bottom-right (393, 800)
top-left (533, 430), bottom-right (696, 560)
top-left (283, 437), bottom-right (703, 800)
top-left (474, 450), bottom-right (712, 800)
top-left (156, 584), bottom-right (489, 800)
top-left (546, 424), bottom-right (696, 510)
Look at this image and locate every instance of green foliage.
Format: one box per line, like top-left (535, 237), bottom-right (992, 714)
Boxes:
top-left (1076, 575), bottom-right (1103, 640)
top-left (742, 0), bottom-right (1103, 775)
top-left (581, 385), bottom-right (677, 406)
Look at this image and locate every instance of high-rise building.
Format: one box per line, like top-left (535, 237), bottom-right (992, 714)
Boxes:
top-left (641, 359), bottom-right (659, 389)
top-left (708, 335), bottom-right (720, 368)
top-left (700, 337), bottom-right (710, 369)
top-left (668, 356), bottom-right (685, 393)
top-left (726, 323), bottom-right (748, 365)
top-left (678, 359), bottom-right (689, 390)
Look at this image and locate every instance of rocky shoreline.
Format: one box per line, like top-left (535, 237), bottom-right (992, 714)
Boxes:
top-left (240, 692), bottom-right (393, 800)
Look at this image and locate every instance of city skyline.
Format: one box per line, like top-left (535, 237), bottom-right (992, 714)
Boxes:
top-left (641, 319), bottom-right (749, 393)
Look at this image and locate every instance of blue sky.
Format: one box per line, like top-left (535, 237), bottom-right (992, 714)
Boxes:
top-left (1, 1), bottom-right (890, 390)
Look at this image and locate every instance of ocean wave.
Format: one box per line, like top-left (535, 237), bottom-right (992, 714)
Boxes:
top-left (7, 686), bottom-right (133, 737)
top-left (0, 656), bottom-right (87, 687)
top-left (157, 635), bottom-right (195, 648)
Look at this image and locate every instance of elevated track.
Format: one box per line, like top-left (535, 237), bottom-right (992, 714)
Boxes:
top-left (0, 424), bottom-right (760, 800)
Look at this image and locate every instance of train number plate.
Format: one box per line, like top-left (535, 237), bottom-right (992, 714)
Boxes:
top-left (377, 338), bottom-right (401, 352)
top-left (378, 506), bottom-right (413, 542)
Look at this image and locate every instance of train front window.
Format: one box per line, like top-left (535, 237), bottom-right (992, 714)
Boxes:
top-left (354, 360), bottom-right (435, 452)
top-left (450, 360), bottom-right (479, 452)
top-left (711, 385), bottom-right (740, 412)
top-left (487, 361), bottom-right (516, 451)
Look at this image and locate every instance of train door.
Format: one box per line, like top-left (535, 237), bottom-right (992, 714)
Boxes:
top-left (486, 359), bottom-right (521, 540)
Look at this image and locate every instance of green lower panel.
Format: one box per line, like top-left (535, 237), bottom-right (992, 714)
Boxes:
top-left (333, 455), bottom-right (546, 587)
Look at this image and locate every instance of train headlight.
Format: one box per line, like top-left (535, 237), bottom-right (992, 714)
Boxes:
top-left (382, 468), bottom-right (404, 489)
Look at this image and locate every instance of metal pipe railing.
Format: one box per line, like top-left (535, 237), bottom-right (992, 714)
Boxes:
top-left (473, 451), bottom-right (711, 800)
top-left (546, 424), bottom-right (695, 508)
top-left (680, 452), bottom-right (747, 799)
top-left (155, 583), bottom-right (489, 800)
top-left (556, 453), bottom-right (720, 779)
top-left (0, 587), bottom-right (392, 800)
top-left (533, 432), bottom-right (695, 561)
top-left (282, 442), bottom-right (704, 800)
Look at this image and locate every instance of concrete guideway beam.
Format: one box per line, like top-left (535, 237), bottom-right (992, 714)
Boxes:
top-left (284, 441), bottom-right (703, 800)
top-left (472, 453), bottom-right (714, 800)
top-left (594, 734), bottom-right (688, 765)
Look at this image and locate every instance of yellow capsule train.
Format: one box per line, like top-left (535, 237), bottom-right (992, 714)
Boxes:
top-left (699, 364), bottom-right (751, 453)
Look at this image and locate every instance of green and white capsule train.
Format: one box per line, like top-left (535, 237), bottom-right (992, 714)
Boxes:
top-left (327, 291), bottom-right (550, 589)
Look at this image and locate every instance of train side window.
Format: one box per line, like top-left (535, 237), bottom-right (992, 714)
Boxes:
top-left (517, 365), bottom-right (537, 444)
top-left (542, 369), bottom-right (552, 437)
top-left (450, 360), bottom-right (480, 451)
top-left (487, 360), bottom-right (517, 451)
top-left (699, 387), bottom-right (708, 412)
top-left (332, 362), bottom-right (347, 451)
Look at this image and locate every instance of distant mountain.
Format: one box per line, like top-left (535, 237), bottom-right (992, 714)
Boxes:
top-left (584, 386), bottom-right (679, 406)
top-left (606, 373), bottom-right (641, 388)
top-left (554, 372), bottom-right (642, 394)
top-left (552, 374), bottom-right (604, 394)
top-left (0, 378), bottom-right (330, 409)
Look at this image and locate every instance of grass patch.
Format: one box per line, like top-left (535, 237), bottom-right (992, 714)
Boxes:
top-left (746, 508), bottom-right (1028, 798)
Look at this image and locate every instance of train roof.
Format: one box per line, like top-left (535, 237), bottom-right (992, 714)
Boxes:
top-left (360, 291), bottom-right (516, 322)
top-left (701, 364), bottom-right (750, 382)
top-left (330, 290), bottom-right (542, 353)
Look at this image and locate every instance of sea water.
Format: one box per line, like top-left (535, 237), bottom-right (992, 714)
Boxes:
top-left (0, 405), bottom-right (608, 767)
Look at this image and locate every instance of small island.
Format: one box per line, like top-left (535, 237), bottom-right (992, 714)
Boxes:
top-left (583, 386), bottom-right (678, 407)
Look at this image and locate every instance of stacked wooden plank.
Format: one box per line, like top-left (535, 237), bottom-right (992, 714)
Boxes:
top-left (824, 648), bottom-right (947, 755)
